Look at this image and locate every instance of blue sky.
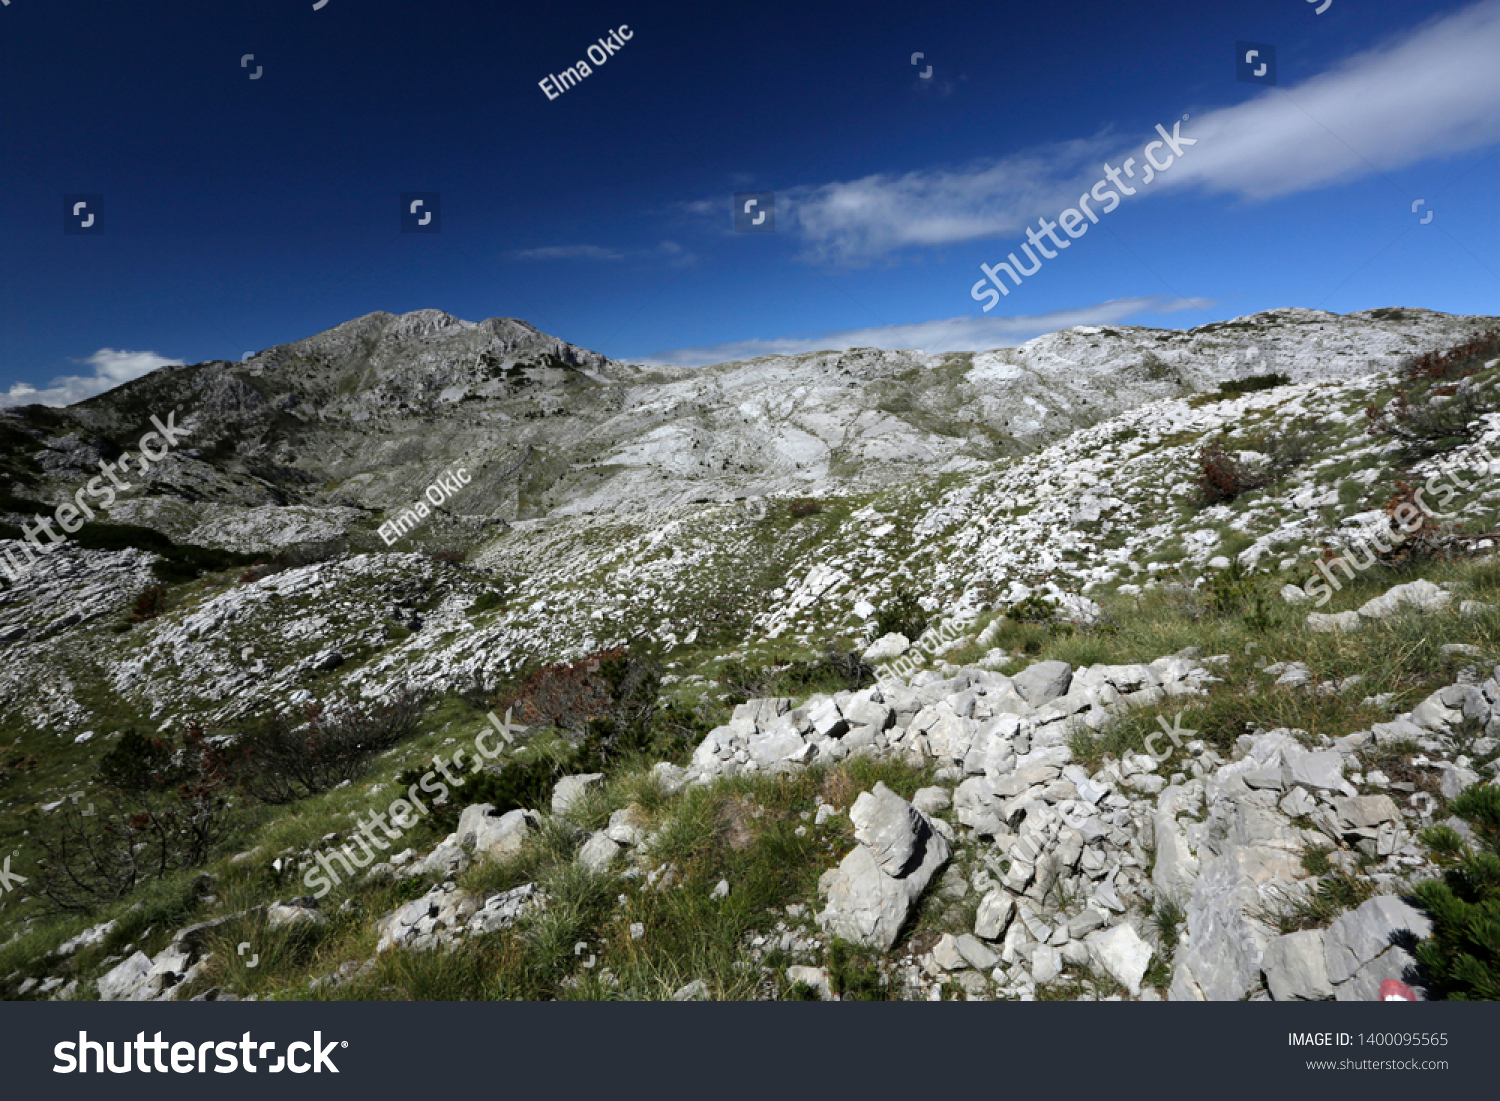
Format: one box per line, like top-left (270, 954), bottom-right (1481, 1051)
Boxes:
top-left (2, 0), bottom-right (1498, 405)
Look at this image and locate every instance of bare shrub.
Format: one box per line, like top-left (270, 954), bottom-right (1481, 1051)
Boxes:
top-left (229, 689), bottom-right (429, 804)
top-left (27, 727), bottom-right (236, 913)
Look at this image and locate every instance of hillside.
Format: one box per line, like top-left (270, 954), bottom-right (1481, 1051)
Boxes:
top-left (2, 307), bottom-right (1499, 1002)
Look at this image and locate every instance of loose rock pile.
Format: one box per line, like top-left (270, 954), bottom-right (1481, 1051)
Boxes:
top-left (679, 615), bottom-right (1496, 999)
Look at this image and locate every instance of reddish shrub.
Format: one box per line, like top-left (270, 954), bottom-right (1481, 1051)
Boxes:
top-left (1402, 327), bottom-right (1500, 382)
top-left (1197, 439), bottom-right (1269, 504)
top-left (130, 584), bottom-right (169, 623)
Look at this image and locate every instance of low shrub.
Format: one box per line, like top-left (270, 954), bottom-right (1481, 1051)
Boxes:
top-left (1401, 327), bottom-right (1500, 383)
top-left (229, 689), bottom-right (429, 804)
top-left (717, 647), bottom-right (874, 706)
top-left (1197, 438), bottom-right (1271, 504)
top-left (26, 726), bottom-right (237, 913)
top-left (470, 589), bottom-right (506, 615)
top-left (398, 758), bottom-right (555, 837)
top-left (1366, 379), bottom-right (1495, 455)
top-left (1217, 372), bottom-right (1290, 396)
top-left (1005, 591), bottom-right (1056, 623)
top-left (130, 584), bottom-right (169, 623)
top-left (828, 939), bottom-right (887, 1000)
top-left (1366, 328), bottom-right (1500, 456)
top-left (1413, 784), bottom-right (1500, 1000)
top-left (873, 584), bottom-right (929, 643)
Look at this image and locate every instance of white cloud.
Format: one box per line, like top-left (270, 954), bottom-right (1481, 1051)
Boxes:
top-left (0, 348), bottom-right (184, 408)
top-left (637, 295), bottom-right (1210, 366)
top-left (510, 244), bottom-right (625, 261)
top-left (783, 136), bottom-right (1115, 266)
top-left (509, 241), bottom-right (694, 266)
top-left (1160, 1), bottom-right (1500, 199)
top-left (778, 0), bottom-right (1500, 264)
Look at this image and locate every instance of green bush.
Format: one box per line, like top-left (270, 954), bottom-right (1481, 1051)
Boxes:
top-left (1005, 591), bottom-right (1056, 623)
top-left (1413, 784), bottom-right (1500, 1000)
top-left (1217, 373), bottom-right (1290, 396)
top-left (716, 647), bottom-right (873, 707)
top-left (873, 584), bottom-right (929, 643)
top-left (470, 590), bottom-right (506, 615)
top-left (401, 759), bottom-right (556, 836)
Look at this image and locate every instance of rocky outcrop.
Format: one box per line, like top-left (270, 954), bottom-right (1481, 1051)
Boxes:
top-left (817, 783), bottom-right (950, 950)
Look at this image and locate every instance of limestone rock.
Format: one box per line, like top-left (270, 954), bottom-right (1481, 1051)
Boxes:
top-left (1262, 929), bottom-right (1334, 1001)
top-left (817, 784), bottom-right (950, 950)
top-left (1086, 923), bottom-right (1154, 996)
top-left (1012, 661), bottom-right (1073, 707)
top-left (1323, 896), bottom-right (1433, 987)
top-left (456, 804), bottom-right (536, 860)
top-left (552, 774), bottom-right (605, 818)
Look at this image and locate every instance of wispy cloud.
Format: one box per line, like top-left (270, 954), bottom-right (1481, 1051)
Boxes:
top-left (509, 244), bottom-right (625, 261)
top-left (1158, 1), bottom-right (1500, 200)
top-left (771, 0), bottom-right (1500, 265)
top-left (509, 241), bottom-right (695, 266)
top-left (0, 348), bottom-right (184, 409)
top-left (637, 296), bottom-right (1210, 366)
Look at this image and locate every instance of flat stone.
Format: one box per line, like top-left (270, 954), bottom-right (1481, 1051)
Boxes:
top-left (1011, 661), bottom-right (1074, 707)
top-left (1333, 795), bottom-right (1402, 831)
top-left (97, 952), bottom-right (154, 1002)
top-left (911, 786), bottom-right (951, 815)
top-left (1324, 896), bottom-right (1433, 986)
top-left (1358, 579), bottom-right (1449, 620)
top-left (1085, 923), bottom-right (1154, 996)
top-left (1031, 944), bottom-right (1062, 985)
top-left (954, 933), bottom-right (1001, 971)
top-left (974, 889), bottom-right (1016, 940)
top-left (1262, 929), bottom-right (1334, 1001)
top-left (578, 831), bottom-right (622, 873)
top-left (933, 933), bottom-right (967, 971)
top-left (1282, 748), bottom-right (1344, 793)
top-left (266, 901), bottom-right (325, 930)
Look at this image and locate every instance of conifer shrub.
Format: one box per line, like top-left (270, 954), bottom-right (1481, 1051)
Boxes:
top-left (1413, 783), bottom-right (1500, 1000)
top-left (1005, 591), bottom-right (1056, 623)
top-left (1217, 372), bottom-right (1290, 396)
top-left (873, 584), bottom-right (929, 643)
